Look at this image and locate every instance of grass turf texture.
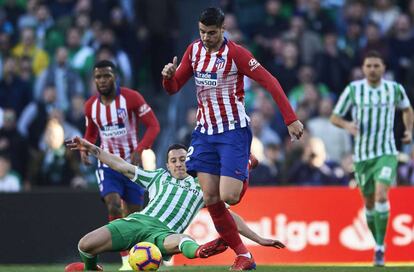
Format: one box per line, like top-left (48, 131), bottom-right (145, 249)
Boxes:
top-left (0, 265), bottom-right (413, 272)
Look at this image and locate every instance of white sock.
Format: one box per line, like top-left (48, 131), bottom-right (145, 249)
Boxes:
top-left (122, 255), bottom-right (129, 264)
top-left (238, 252), bottom-right (252, 258)
top-left (375, 244), bottom-right (385, 252)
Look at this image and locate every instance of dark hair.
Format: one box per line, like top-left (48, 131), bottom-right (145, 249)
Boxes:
top-left (199, 7), bottom-right (225, 27)
top-left (166, 143), bottom-right (187, 161)
top-left (93, 59), bottom-right (116, 71)
top-left (363, 50), bottom-right (384, 63)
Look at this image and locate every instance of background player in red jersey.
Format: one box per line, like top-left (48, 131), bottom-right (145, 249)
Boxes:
top-left (83, 60), bottom-right (160, 270)
top-left (162, 7), bottom-right (303, 271)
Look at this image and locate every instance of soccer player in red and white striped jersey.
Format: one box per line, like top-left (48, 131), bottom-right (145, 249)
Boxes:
top-left (162, 7), bottom-right (303, 270)
top-left (83, 60), bottom-right (160, 269)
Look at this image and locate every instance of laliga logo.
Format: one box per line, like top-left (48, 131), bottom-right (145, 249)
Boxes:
top-left (186, 211), bottom-right (329, 251)
top-left (339, 209), bottom-right (375, 250)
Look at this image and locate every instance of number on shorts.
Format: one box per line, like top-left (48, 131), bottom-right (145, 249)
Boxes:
top-left (186, 146), bottom-right (194, 162)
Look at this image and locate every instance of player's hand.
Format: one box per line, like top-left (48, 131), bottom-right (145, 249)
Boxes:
top-left (402, 130), bottom-right (412, 144)
top-left (162, 56), bottom-right (178, 79)
top-left (345, 121), bottom-right (359, 136)
top-left (257, 238), bottom-right (285, 249)
top-left (287, 120), bottom-right (304, 141)
top-left (130, 150), bottom-right (142, 166)
top-left (65, 136), bottom-right (94, 165)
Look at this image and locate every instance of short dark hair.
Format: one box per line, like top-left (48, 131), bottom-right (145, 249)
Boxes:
top-left (199, 7), bottom-right (225, 27)
top-left (166, 143), bottom-right (187, 161)
top-left (93, 60), bottom-right (116, 71)
top-left (363, 50), bottom-right (384, 63)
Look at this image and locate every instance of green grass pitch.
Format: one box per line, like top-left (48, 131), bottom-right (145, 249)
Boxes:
top-left (0, 264), bottom-right (413, 272)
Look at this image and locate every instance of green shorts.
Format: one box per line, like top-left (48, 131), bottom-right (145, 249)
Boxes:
top-left (354, 155), bottom-right (397, 196)
top-left (106, 213), bottom-right (176, 259)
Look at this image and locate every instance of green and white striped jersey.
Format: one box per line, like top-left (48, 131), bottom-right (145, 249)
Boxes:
top-left (333, 79), bottom-right (411, 162)
top-left (131, 167), bottom-right (205, 233)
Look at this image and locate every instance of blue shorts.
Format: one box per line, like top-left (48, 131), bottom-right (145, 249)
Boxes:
top-left (95, 165), bottom-right (145, 205)
top-left (186, 127), bottom-right (252, 181)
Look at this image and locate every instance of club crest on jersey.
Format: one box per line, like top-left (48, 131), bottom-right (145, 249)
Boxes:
top-left (117, 108), bottom-right (127, 120)
top-left (215, 57), bottom-right (225, 70)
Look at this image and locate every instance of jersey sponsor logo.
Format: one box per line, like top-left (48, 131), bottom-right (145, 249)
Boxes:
top-left (215, 57), bottom-right (225, 70)
top-left (101, 124), bottom-right (127, 138)
top-left (138, 104), bottom-right (151, 117)
top-left (117, 108), bottom-right (127, 120)
top-left (248, 58), bottom-right (260, 71)
top-left (339, 209), bottom-right (375, 250)
top-left (195, 71), bottom-right (218, 87)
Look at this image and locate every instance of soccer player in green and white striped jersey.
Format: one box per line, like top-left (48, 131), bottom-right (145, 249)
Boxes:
top-left (64, 137), bottom-right (285, 271)
top-left (331, 51), bottom-right (414, 267)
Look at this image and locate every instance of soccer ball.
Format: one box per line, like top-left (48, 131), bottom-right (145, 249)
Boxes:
top-left (128, 242), bottom-right (162, 271)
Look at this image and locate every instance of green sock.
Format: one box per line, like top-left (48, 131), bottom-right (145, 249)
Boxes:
top-left (179, 238), bottom-right (200, 259)
top-left (365, 208), bottom-right (377, 243)
top-left (79, 248), bottom-right (98, 270)
top-left (374, 202), bottom-right (390, 246)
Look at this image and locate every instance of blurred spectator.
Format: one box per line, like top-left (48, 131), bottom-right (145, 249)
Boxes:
top-left (74, 13), bottom-right (95, 47)
top-left (0, 32), bottom-right (11, 80)
top-left (368, 0), bottom-right (400, 35)
top-left (360, 22), bottom-right (389, 64)
top-left (0, 153), bottom-right (21, 192)
top-left (301, 0), bottom-right (335, 34)
top-left (17, 0), bottom-right (38, 30)
top-left (250, 110), bottom-right (281, 146)
top-left (176, 107), bottom-right (197, 146)
top-left (30, 115), bottom-right (83, 187)
top-left (135, 0), bottom-right (178, 91)
top-left (315, 32), bottom-right (352, 95)
top-left (33, 4), bottom-right (54, 49)
top-left (388, 14), bottom-right (414, 85)
top-left (289, 65), bottom-right (330, 109)
top-left (0, 56), bottom-right (32, 117)
top-left (18, 84), bottom-right (57, 151)
top-left (295, 83), bottom-right (321, 118)
top-left (338, 21), bottom-right (364, 63)
top-left (265, 42), bottom-right (300, 94)
top-left (253, 0), bottom-right (289, 53)
top-left (287, 137), bottom-right (347, 185)
top-left (66, 26), bottom-right (94, 85)
top-left (282, 15), bottom-right (323, 65)
top-left (398, 146), bottom-right (414, 185)
top-left (1, 0), bottom-right (25, 30)
top-left (34, 46), bottom-right (84, 113)
top-left (12, 27), bottom-right (49, 76)
top-left (66, 95), bottom-right (86, 134)
top-left (109, 6), bottom-right (135, 60)
top-left (349, 66), bottom-right (364, 81)
top-left (0, 108), bottom-right (29, 181)
top-left (18, 55), bottom-right (35, 84)
top-left (0, 8), bottom-right (14, 37)
top-left (337, 0), bottom-right (368, 34)
top-left (94, 28), bottom-right (132, 87)
top-left (249, 143), bottom-right (283, 186)
top-left (48, 0), bottom-right (76, 19)
top-left (307, 98), bottom-right (352, 162)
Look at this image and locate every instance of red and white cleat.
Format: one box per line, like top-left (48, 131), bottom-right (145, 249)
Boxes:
top-left (196, 237), bottom-right (228, 258)
top-left (65, 262), bottom-right (103, 271)
top-left (230, 255), bottom-right (256, 271)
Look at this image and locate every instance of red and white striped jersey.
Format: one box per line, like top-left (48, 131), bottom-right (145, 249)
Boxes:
top-left (84, 87), bottom-right (160, 162)
top-left (163, 38), bottom-right (297, 135)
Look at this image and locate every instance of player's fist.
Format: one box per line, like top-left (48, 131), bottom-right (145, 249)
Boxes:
top-left (402, 130), bottom-right (412, 144)
top-left (162, 56), bottom-right (178, 79)
top-left (288, 120), bottom-right (304, 141)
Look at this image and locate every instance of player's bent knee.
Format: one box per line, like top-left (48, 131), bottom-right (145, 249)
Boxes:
top-left (78, 236), bottom-right (92, 254)
top-left (221, 193), bottom-right (240, 206)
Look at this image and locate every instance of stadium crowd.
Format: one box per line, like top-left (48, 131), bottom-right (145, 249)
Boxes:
top-left (1, 0), bottom-right (414, 192)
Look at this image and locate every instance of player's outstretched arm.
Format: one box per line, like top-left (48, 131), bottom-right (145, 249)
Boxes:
top-left (65, 136), bottom-right (136, 180)
top-left (229, 210), bottom-right (285, 249)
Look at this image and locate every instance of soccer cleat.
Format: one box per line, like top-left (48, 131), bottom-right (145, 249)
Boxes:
top-left (230, 255), bottom-right (256, 271)
top-left (374, 249), bottom-right (385, 267)
top-left (196, 237), bottom-right (228, 258)
top-left (64, 262), bottom-right (103, 271)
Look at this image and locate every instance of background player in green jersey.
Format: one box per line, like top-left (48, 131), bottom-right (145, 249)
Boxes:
top-left (330, 51), bottom-right (414, 266)
top-left (65, 137), bottom-right (285, 271)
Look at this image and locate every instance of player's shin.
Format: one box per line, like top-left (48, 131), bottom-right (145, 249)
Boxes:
top-left (365, 208), bottom-right (377, 243)
top-left (78, 247), bottom-right (98, 270)
top-left (207, 201), bottom-right (249, 255)
top-left (178, 237), bottom-right (199, 259)
top-left (374, 201), bottom-right (390, 247)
